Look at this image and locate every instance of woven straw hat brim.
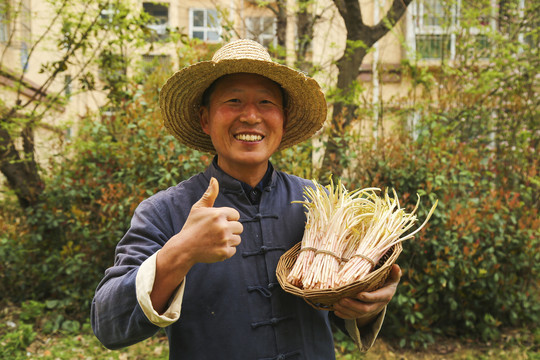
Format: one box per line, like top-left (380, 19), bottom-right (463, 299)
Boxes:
top-left (159, 58), bottom-right (327, 153)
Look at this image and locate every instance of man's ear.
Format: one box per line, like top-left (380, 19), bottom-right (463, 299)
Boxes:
top-left (200, 106), bottom-right (210, 135)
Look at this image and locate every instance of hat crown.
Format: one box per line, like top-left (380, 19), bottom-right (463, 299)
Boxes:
top-left (212, 39), bottom-right (272, 63)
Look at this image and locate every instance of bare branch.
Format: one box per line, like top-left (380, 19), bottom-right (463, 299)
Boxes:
top-left (20, 1), bottom-right (109, 111)
top-left (368, 0), bottom-right (412, 44)
top-left (14, 0), bottom-right (70, 104)
top-left (31, 21), bottom-right (112, 120)
top-left (0, 0), bottom-right (22, 65)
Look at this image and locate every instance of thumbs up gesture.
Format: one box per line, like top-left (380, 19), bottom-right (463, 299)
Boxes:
top-left (151, 177), bottom-right (243, 313)
top-left (169, 177), bottom-right (243, 265)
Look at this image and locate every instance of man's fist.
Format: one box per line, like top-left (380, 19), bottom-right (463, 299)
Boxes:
top-left (170, 177), bottom-right (243, 265)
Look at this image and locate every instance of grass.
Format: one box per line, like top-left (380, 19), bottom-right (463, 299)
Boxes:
top-left (12, 327), bottom-right (540, 360)
top-left (334, 329), bottom-right (540, 360)
top-left (26, 327), bottom-right (169, 360)
top-left (1, 302), bottom-right (538, 359)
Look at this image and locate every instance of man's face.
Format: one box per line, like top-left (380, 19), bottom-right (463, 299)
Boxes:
top-left (200, 73), bottom-right (286, 176)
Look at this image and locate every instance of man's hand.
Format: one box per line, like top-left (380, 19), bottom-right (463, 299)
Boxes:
top-left (333, 264), bottom-right (402, 328)
top-left (168, 177), bottom-right (244, 265)
top-left (151, 177), bottom-right (243, 313)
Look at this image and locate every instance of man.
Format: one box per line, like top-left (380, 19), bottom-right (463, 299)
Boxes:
top-left (91, 39), bottom-right (401, 359)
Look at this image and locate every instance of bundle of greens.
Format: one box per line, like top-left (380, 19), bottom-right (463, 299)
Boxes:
top-left (287, 180), bottom-right (437, 290)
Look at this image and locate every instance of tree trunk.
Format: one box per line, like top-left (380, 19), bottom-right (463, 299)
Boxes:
top-left (262, 0), bottom-right (287, 59)
top-left (320, 0), bottom-right (412, 178)
top-left (0, 124), bottom-right (43, 208)
top-left (276, 0), bottom-right (287, 50)
top-left (295, 0), bottom-right (320, 74)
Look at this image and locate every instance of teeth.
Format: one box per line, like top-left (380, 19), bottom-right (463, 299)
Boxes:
top-left (235, 134), bottom-right (263, 142)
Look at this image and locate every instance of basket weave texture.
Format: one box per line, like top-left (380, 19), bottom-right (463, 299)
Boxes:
top-left (276, 241), bottom-right (402, 310)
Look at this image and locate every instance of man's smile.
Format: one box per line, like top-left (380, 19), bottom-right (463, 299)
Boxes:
top-left (234, 133), bottom-right (264, 142)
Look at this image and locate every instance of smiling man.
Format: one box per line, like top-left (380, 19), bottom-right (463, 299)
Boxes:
top-left (200, 73), bottom-right (285, 185)
top-left (91, 39), bottom-right (401, 360)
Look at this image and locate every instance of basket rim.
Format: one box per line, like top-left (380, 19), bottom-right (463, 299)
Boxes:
top-left (276, 241), bottom-right (402, 310)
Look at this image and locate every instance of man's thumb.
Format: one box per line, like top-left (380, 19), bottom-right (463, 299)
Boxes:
top-left (194, 177), bottom-right (219, 208)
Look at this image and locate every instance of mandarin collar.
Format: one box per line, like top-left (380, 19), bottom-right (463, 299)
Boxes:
top-left (203, 156), bottom-right (276, 192)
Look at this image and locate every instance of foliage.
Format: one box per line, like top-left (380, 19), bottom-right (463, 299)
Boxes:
top-left (0, 302), bottom-right (169, 359)
top-left (310, 0), bottom-right (540, 348)
top-left (0, 321), bottom-right (36, 360)
top-left (0, 62), bottom-right (210, 320)
top-left (0, 0), bottom-right (154, 207)
top-left (2, 303), bottom-right (535, 359)
top-left (347, 136), bottom-right (539, 348)
top-left (336, 0), bottom-right (540, 348)
top-left (0, 300), bottom-right (76, 359)
top-left (272, 140), bottom-right (314, 179)
top-left (0, 6), bottom-right (219, 327)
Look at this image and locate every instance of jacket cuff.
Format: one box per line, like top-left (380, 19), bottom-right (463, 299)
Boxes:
top-left (344, 306), bottom-right (386, 352)
top-left (135, 250), bottom-right (185, 327)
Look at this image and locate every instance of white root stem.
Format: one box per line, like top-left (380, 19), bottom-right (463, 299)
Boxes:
top-left (288, 180), bottom-right (437, 290)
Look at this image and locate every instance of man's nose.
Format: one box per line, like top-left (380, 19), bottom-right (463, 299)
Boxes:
top-left (240, 103), bottom-right (262, 123)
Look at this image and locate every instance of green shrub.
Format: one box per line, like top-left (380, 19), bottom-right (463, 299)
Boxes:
top-left (0, 67), bottom-right (210, 320)
top-left (0, 321), bottom-right (36, 359)
top-left (272, 140), bottom-right (314, 179)
top-left (347, 135), bottom-right (539, 348)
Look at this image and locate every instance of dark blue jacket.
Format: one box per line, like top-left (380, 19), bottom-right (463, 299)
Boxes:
top-left (91, 162), bottom-right (344, 359)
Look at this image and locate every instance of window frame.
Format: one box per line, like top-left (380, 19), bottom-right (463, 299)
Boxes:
top-left (0, 1), bottom-right (10, 43)
top-left (410, 0), bottom-right (458, 60)
top-left (143, 2), bottom-right (169, 41)
top-left (188, 8), bottom-right (221, 42)
top-left (409, 0), bottom-right (499, 61)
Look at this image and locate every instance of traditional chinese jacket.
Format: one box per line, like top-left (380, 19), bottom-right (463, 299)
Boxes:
top-left (91, 161), bottom-right (382, 360)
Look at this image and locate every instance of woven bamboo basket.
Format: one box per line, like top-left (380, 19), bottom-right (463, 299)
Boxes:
top-left (276, 241), bottom-right (402, 311)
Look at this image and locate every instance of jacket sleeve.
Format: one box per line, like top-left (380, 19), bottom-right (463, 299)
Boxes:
top-left (91, 197), bottom-right (177, 349)
top-left (345, 307), bottom-right (386, 351)
top-left (136, 250), bottom-right (185, 326)
top-left (330, 307), bottom-right (386, 352)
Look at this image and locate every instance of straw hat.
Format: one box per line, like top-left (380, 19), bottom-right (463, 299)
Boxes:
top-left (159, 39), bottom-right (327, 153)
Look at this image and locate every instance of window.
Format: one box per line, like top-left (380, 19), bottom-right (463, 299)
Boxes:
top-left (64, 74), bottom-right (72, 98)
top-left (0, 1), bottom-right (9, 43)
top-left (246, 17), bottom-right (275, 49)
top-left (189, 8), bottom-right (220, 42)
top-left (142, 54), bottom-right (171, 74)
top-left (143, 2), bottom-right (169, 41)
top-left (410, 0), bottom-right (494, 60)
top-left (98, 51), bottom-right (127, 83)
top-left (19, 0), bottom-right (31, 71)
top-left (100, 5), bottom-right (116, 23)
top-left (20, 41), bottom-right (28, 72)
top-left (411, 0), bottom-right (455, 59)
top-left (20, 0), bottom-right (30, 41)
top-left (100, 105), bottom-right (119, 119)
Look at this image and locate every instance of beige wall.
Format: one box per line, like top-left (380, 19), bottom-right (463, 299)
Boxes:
top-left (1, 0), bottom-right (417, 175)
top-left (311, 0), bottom-right (410, 102)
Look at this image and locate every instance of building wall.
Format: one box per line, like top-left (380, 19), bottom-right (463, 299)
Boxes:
top-left (1, 0), bottom-right (435, 177)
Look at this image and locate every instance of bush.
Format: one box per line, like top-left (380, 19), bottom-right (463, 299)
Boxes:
top-left (0, 66), bottom-right (210, 320)
top-left (347, 134), bottom-right (539, 348)
top-left (339, 1), bottom-right (540, 346)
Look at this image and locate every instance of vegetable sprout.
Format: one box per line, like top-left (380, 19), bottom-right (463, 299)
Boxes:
top-left (287, 180), bottom-right (437, 290)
